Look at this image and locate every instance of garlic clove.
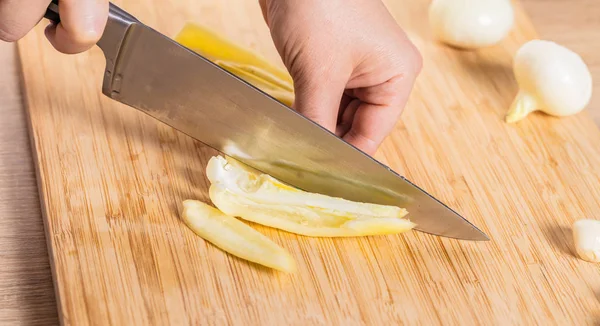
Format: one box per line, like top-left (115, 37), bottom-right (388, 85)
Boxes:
top-left (572, 219), bottom-right (600, 263)
top-left (505, 91), bottom-right (539, 123)
top-left (428, 0), bottom-right (515, 49)
top-left (506, 40), bottom-right (593, 123)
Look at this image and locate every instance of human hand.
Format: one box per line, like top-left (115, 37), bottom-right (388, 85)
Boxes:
top-left (259, 0), bottom-right (422, 155)
top-left (0, 0), bottom-right (108, 54)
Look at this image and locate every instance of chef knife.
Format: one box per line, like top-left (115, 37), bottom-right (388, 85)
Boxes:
top-left (44, 1), bottom-right (489, 241)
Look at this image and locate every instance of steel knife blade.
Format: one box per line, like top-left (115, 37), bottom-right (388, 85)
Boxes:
top-left (44, 2), bottom-right (489, 241)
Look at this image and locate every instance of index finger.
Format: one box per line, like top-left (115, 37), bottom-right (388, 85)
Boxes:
top-left (342, 74), bottom-right (417, 155)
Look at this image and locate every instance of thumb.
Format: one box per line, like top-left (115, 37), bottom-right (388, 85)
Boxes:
top-left (291, 70), bottom-right (347, 133)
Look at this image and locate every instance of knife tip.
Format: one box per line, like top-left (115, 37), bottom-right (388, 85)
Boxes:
top-left (470, 231), bottom-right (491, 241)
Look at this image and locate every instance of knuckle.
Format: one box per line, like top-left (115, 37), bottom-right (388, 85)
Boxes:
top-left (381, 79), bottom-right (405, 104)
top-left (412, 49), bottom-right (424, 74)
top-left (405, 42), bottom-right (423, 75)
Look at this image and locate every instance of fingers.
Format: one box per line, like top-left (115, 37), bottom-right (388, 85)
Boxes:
top-left (342, 74), bottom-right (417, 155)
top-left (0, 0), bottom-right (109, 53)
top-left (342, 102), bottom-right (395, 155)
top-left (0, 0), bottom-right (50, 42)
top-left (45, 0), bottom-right (109, 54)
top-left (292, 72), bottom-right (348, 133)
top-left (336, 98), bottom-right (360, 137)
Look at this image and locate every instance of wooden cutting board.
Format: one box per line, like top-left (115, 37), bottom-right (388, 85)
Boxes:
top-left (17, 0), bottom-right (600, 324)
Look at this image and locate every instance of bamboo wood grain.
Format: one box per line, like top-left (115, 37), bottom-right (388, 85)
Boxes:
top-left (0, 42), bottom-right (59, 325)
top-left (16, 0), bottom-right (600, 324)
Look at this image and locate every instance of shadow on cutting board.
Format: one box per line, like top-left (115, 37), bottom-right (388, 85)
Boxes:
top-left (454, 51), bottom-right (518, 115)
top-left (542, 224), bottom-right (574, 257)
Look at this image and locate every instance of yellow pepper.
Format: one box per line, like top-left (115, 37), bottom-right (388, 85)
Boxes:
top-left (181, 200), bottom-right (296, 273)
top-left (206, 156), bottom-right (416, 237)
top-left (175, 23), bottom-right (294, 106)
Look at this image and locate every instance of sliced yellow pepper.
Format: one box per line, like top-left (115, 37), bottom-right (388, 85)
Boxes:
top-left (215, 60), bottom-right (294, 107)
top-left (175, 23), bottom-right (295, 106)
top-left (205, 156), bottom-right (416, 237)
top-left (181, 199), bottom-right (296, 273)
top-left (216, 60), bottom-right (293, 92)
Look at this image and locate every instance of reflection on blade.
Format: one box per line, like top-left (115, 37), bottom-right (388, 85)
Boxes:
top-left (102, 23), bottom-right (489, 241)
top-left (220, 143), bottom-right (487, 241)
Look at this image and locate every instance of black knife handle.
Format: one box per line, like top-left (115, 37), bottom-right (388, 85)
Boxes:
top-left (44, 0), bottom-right (60, 24)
